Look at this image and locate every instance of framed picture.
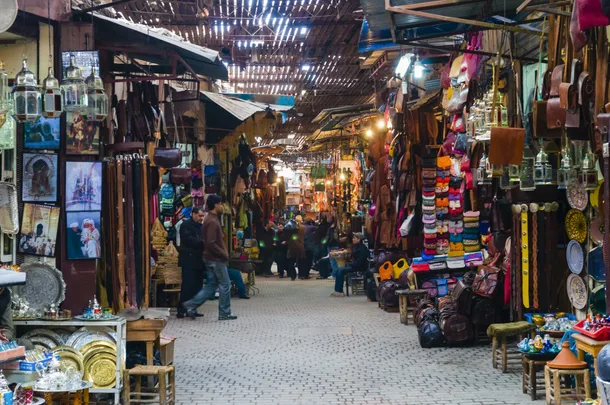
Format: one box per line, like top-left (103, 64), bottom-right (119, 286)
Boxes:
top-left (22, 153), bottom-right (58, 202)
top-left (65, 161), bottom-right (102, 211)
top-left (65, 113), bottom-right (99, 155)
top-left (66, 211), bottom-right (102, 260)
top-left (23, 117), bottom-right (60, 150)
top-left (18, 203), bottom-right (60, 257)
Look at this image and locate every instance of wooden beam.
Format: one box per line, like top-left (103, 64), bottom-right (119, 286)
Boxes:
top-left (402, 41), bottom-right (543, 63)
top-left (386, 6), bottom-right (546, 36)
top-left (523, 6), bottom-right (571, 16)
top-left (516, 0), bottom-right (535, 13)
top-left (73, 0), bottom-right (138, 14)
top-left (387, 0), bottom-right (486, 11)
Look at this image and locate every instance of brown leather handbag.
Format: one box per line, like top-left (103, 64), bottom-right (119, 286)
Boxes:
top-left (472, 254), bottom-right (503, 299)
top-left (153, 148), bottom-right (181, 168)
top-left (170, 168), bottom-right (192, 185)
top-left (546, 64), bottom-right (566, 130)
top-left (488, 127), bottom-right (525, 165)
top-left (451, 280), bottom-right (473, 316)
top-left (533, 70), bottom-right (562, 138)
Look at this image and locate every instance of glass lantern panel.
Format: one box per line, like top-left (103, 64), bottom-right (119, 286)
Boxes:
top-left (0, 70), bottom-right (8, 114)
top-left (42, 89), bottom-right (62, 118)
top-left (584, 169), bottom-right (598, 191)
top-left (508, 165), bottom-right (520, 182)
top-left (557, 169), bottom-right (569, 189)
top-left (534, 164), bottom-right (545, 184)
top-left (544, 163), bottom-right (553, 184)
top-left (520, 159), bottom-right (536, 191)
top-left (0, 106), bottom-right (14, 150)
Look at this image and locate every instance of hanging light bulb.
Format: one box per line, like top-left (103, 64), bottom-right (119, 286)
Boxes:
top-left (61, 55), bottom-right (87, 114)
top-left (41, 67), bottom-right (63, 118)
top-left (376, 119), bottom-right (386, 129)
top-left (365, 129), bottom-right (373, 138)
top-left (85, 66), bottom-right (108, 121)
top-left (13, 59), bottom-right (41, 122)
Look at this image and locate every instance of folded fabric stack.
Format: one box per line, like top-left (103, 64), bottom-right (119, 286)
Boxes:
top-left (464, 251), bottom-right (484, 267)
top-left (411, 257), bottom-right (430, 272)
top-left (436, 156), bottom-right (451, 255)
top-left (446, 254), bottom-right (465, 269)
top-left (422, 159), bottom-right (437, 256)
top-left (463, 211), bottom-right (481, 252)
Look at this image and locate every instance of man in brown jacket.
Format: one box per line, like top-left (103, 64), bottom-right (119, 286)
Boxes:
top-left (182, 195), bottom-right (237, 321)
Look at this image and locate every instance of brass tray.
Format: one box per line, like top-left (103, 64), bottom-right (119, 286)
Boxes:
top-left (84, 354), bottom-right (116, 388)
top-left (79, 341), bottom-right (116, 358)
top-left (52, 346), bottom-right (84, 373)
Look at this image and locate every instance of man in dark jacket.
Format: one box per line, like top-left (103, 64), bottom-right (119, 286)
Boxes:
top-left (258, 220), bottom-right (275, 277)
top-left (177, 207), bottom-right (205, 318)
top-left (331, 233), bottom-right (369, 297)
top-left (183, 195), bottom-right (237, 321)
top-left (273, 223), bottom-right (288, 278)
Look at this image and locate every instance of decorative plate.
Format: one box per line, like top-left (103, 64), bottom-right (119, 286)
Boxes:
top-left (29, 336), bottom-right (56, 351)
top-left (567, 184), bottom-right (589, 211)
top-left (567, 274), bottom-right (588, 310)
top-left (22, 329), bottom-right (64, 346)
top-left (12, 263), bottom-right (65, 311)
top-left (565, 209), bottom-right (588, 244)
top-left (66, 327), bottom-right (117, 351)
top-left (85, 355), bottom-right (116, 388)
top-left (52, 347), bottom-right (84, 373)
top-left (567, 240), bottom-right (584, 275)
top-left (590, 218), bottom-right (604, 245)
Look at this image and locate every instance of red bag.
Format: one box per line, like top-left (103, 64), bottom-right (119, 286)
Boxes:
top-left (577, 0), bottom-right (610, 30)
top-left (472, 253), bottom-right (503, 299)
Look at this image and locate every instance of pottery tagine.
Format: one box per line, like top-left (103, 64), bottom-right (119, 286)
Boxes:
top-left (547, 341), bottom-right (587, 369)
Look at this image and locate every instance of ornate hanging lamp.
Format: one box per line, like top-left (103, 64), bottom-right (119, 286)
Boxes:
top-left (85, 66), bottom-right (108, 121)
top-left (13, 59), bottom-right (41, 122)
top-left (61, 55), bottom-right (87, 114)
top-left (41, 67), bottom-right (62, 118)
top-left (557, 151), bottom-right (576, 190)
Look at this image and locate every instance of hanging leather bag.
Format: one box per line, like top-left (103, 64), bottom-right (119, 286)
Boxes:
top-left (546, 64), bottom-right (566, 130)
top-left (472, 254), bottom-right (503, 299)
top-left (488, 127), bottom-right (525, 165)
top-left (153, 86), bottom-right (181, 168)
top-left (533, 71), bottom-right (562, 138)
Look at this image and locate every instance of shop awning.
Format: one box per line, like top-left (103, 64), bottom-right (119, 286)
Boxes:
top-left (92, 13), bottom-right (228, 80)
top-left (200, 91), bottom-right (294, 144)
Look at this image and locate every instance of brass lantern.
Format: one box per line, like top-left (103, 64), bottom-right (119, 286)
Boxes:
top-left (41, 67), bottom-right (63, 118)
top-left (13, 59), bottom-right (41, 122)
top-left (85, 66), bottom-right (108, 121)
top-left (61, 55), bottom-right (87, 113)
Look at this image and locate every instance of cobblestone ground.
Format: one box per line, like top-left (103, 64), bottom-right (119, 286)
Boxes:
top-left (163, 277), bottom-right (539, 405)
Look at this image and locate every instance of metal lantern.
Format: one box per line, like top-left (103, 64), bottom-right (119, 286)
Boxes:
top-left (500, 165), bottom-right (516, 190)
top-left (557, 152), bottom-right (576, 190)
top-left (0, 61), bottom-right (9, 116)
top-left (41, 67), bottom-right (62, 118)
top-left (519, 147), bottom-right (536, 191)
top-left (13, 59), bottom-right (41, 122)
top-left (85, 66), bottom-right (107, 121)
top-left (580, 152), bottom-right (598, 191)
top-left (534, 149), bottom-right (552, 185)
top-left (61, 55), bottom-right (87, 113)
top-left (477, 154), bottom-right (492, 185)
top-left (0, 99), bottom-right (15, 150)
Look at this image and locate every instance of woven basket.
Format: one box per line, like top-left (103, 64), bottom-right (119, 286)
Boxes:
top-left (163, 265), bottom-right (182, 285)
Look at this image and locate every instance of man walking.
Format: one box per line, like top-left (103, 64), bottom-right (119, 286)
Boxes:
top-left (183, 195), bottom-right (237, 321)
top-left (258, 220), bottom-right (275, 277)
top-left (177, 207), bottom-right (205, 318)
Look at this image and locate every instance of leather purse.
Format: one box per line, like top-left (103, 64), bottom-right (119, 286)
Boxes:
top-left (546, 65), bottom-right (566, 130)
top-left (451, 280), bottom-right (473, 316)
top-left (153, 148), bottom-right (181, 168)
top-left (488, 127), bottom-right (525, 165)
top-left (533, 70), bottom-right (562, 139)
top-left (171, 167), bottom-right (192, 185)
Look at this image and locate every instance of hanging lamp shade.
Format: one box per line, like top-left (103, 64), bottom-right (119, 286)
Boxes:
top-left (60, 55), bottom-right (87, 114)
top-left (85, 66), bottom-right (108, 121)
top-left (14, 59), bottom-right (41, 122)
top-left (41, 67), bottom-right (63, 118)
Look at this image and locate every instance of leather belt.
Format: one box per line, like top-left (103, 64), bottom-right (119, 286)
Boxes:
top-left (104, 160), bottom-right (118, 311)
top-left (116, 159), bottom-right (126, 310)
top-left (513, 204), bottom-right (522, 318)
top-left (141, 156), bottom-right (151, 308)
top-left (133, 158), bottom-right (143, 307)
top-left (124, 158), bottom-right (137, 307)
top-left (520, 204), bottom-right (530, 309)
top-left (530, 203), bottom-right (539, 310)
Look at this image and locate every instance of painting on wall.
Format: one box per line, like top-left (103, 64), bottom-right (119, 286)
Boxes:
top-left (66, 211), bottom-right (102, 260)
top-left (65, 161), bottom-right (102, 211)
top-left (23, 117), bottom-right (60, 150)
top-left (18, 203), bottom-right (60, 257)
top-left (65, 113), bottom-right (99, 155)
top-left (22, 153), bottom-right (58, 202)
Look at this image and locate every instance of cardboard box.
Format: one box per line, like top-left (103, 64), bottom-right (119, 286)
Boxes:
top-left (159, 337), bottom-right (175, 366)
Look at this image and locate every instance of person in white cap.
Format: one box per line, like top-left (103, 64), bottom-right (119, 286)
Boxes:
top-left (81, 219), bottom-right (101, 258)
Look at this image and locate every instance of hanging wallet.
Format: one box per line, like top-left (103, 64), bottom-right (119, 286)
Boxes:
top-left (488, 127), bottom-right (525, 165)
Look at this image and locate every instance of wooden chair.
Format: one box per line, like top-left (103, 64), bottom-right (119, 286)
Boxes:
top-left (124, 365), bottom-right (176, 405)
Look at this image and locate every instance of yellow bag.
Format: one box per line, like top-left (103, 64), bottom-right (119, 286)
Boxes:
top-left (392, 258), bottom-right (409, 280)
top-left (379, 261), bottom-right (393, 281)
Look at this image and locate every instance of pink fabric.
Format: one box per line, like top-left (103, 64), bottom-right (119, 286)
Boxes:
top-left (577, 0), bottom-right (609, 30)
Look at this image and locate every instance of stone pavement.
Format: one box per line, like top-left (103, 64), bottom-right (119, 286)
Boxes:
top-left (163, 277), bottom-right (540, 405)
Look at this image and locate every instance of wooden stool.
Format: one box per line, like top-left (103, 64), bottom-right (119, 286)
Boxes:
top-left (346, 275), bottom-right (365, 296)
top-left (124, 365), bottom-right (176, 405)
top-left (544, 365), bottom-right (591, 405)
top-left (487, 322), bottom-right (536, 373)
top-left (522, 355), bottom-right (554, 400)
top-left (395, 289), bottom-right (429, 325)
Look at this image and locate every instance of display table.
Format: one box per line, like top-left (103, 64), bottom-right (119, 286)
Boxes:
top-left (15, 319), bottom-right (126, 404)
top-left (126, 318), bottom-right (167, 367)
top-left (573, 333), bottom-right (610, 376)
